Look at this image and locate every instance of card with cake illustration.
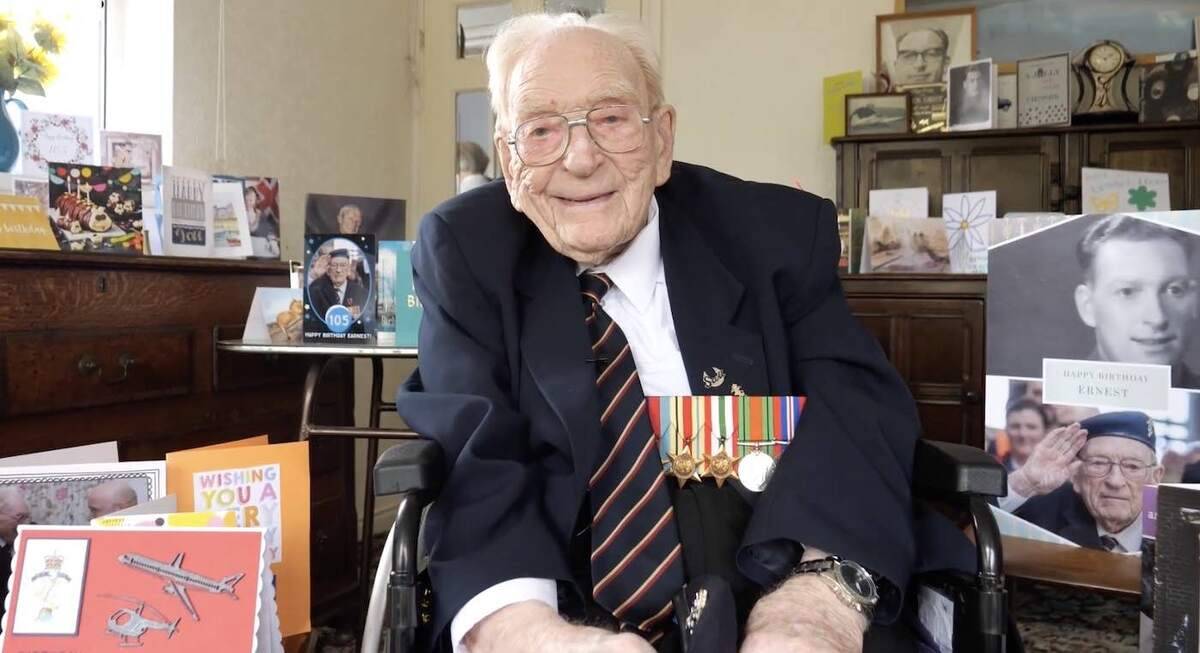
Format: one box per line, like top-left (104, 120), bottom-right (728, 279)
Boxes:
top-left (47, 163), bottom-right (144, 254)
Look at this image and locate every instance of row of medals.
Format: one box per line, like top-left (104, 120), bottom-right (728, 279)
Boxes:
top-left (662, 443), bottom-right (778, 492)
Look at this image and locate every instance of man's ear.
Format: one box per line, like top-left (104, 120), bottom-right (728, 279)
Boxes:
top-left (1152, 464), bottom-right (1166, 485)
top-left (1075, 283), bottom-right (1097, 328)
top-left (652, 104), bottom-right (676, 187)
top-left (494, 132), bottom-right (521, 209)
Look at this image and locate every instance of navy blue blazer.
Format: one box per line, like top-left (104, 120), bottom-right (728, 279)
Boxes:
top-left (1012, 483), bottom-right (1104, 549)
top-left (395, 162), bottom-right (963, 643)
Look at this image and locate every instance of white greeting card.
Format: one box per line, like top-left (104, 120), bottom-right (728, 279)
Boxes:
top-left (212, 180), bottom-right (254, 258)
top-left (1081, 167), bottom-right (1171, 213)
top-left (868, 187), bottom-right (929, 219)
top-left (161, 166), bottom-right (214, 257)
top-left (18, 112), bottom-right (93, 176)
top-left (1017, 53), bottom-right (1072, 127)
top-left (942, 191), bottom-right (995, 273)
top-left (100, 130), bottom-right (162, 180)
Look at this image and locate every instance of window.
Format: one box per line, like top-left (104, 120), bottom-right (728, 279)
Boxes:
top-left (3, 0), bottom-right (172, 173)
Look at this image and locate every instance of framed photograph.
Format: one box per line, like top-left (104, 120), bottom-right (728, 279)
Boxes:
top-left (947, 58), bottom-right (995, 131)
top-left (99, 130), bottom-right (162, 180)
top-left (1017, 53), bottom-right (1071, 127)
top-left (905, 83), bottom-right (948, 133)
top-left (876, 8), bottom-right (976, 89)
top-left (845, 93), bottom-right (911, 136)
top-left (0, 461), bottom-right (167, 526)
top-left (1140, 53), bottom-right (1199, 124)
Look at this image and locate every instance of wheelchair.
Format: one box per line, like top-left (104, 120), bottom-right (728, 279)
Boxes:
top-left (365, 436), bottom-right (1013, 653)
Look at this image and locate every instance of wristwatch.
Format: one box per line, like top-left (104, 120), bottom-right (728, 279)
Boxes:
top-left (793, 555), bottom-right (879, 621)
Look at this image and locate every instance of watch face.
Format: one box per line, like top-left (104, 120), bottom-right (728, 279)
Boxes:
top-left (837, 562), bottom-right (877, 601)
top-left (1088, 44), bottom-right (1122, 74)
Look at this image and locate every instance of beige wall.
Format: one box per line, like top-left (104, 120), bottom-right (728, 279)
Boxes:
top-left (660, 0), bottom-right (893, 202)
top-left (174, 0), bottom-right (416, 259)
top-left (174, 0), bottom-right (418, 532)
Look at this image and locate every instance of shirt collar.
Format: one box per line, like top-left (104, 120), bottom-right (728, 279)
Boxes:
top-left (577, 195), bottom-right (662, 312)
top-left (1098, 517), bottom-right (1142, 553)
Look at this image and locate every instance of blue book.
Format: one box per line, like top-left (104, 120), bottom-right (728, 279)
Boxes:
top-left (390, 241), bottom-right (421, 348)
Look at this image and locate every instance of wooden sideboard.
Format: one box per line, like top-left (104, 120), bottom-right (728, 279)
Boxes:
top-left (832, 121), bottom-right (1200, 217)
top-left (0, 250), bottom-right (359, 628)
top-left (841, 273), bottom-right (986, 448)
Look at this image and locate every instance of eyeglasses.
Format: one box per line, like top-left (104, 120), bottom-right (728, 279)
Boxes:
top-left (897, 48), bottom-right (947, 64)
top-left (506, 105), bottom-right (653, 167)
top-left (1079, 456), bottom-right (1156, 481)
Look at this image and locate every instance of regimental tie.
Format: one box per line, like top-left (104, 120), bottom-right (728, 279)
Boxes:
top-left (580, 271), bottom-right (686, 635)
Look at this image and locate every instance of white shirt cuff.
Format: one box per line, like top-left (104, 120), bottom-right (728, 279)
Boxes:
top-left (998, 488), bottom-right (1028, 512)
top-left (450, 577), bottom-right (559, 653)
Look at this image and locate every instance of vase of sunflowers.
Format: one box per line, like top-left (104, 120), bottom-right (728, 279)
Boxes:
top-left (0, 16), bottom-right (65, 172)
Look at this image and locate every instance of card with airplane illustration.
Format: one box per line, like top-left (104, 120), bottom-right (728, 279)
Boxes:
top-left (0, 525), bottom-right (279, 652)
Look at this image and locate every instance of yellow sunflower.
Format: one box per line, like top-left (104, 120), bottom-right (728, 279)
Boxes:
top-left (32, 19), bottom-right (65, 54)
top-left (0, 14), bottom-right (12, 34)
top-left (24, 46), bottom-right (58, 86)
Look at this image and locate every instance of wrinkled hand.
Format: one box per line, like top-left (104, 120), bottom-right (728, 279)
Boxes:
top-left (1008, 423), bottom-right (1087, 498)
top-left (465, 601), bottom-right (654, 653)
top-left (740, 574), bottom-right (866, 653)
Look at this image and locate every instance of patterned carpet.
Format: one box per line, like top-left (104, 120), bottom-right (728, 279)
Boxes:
top-left (1013, 582), bottom-right (1140, 652)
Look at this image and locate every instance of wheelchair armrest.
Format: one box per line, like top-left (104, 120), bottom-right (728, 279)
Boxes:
top-left (374, 439), bottom-right (444, 499)
top-left (913, 439), bottom-right (1007, 499)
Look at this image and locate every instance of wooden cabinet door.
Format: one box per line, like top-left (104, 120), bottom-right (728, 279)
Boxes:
top-left (1086, 129), bottom-right (1200, 210)
top-left (846, 296), bottom-right (985, 447)
top-left (857, 141), bottom-right (953, 215)
top-left (959, 135), bottom-right (1061, 215)
top-left (857, 135), bottom-right (1061, 216)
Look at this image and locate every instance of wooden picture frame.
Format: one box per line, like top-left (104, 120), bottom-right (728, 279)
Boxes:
top-left (876, 8), bottom-right (977, 89)
top-left (845, 92), bottom-right (912, 136)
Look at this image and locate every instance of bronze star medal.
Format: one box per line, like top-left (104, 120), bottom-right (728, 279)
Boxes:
top-left (669, 447), bottom-right (702, 487)
top-left (703, 449), bottom-right (741, 488)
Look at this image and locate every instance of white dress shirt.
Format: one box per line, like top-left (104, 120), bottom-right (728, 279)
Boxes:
top-left (450, 196), bottom-right (690, 652)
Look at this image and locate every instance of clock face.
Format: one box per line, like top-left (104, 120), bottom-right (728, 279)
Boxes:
top-left (1088, 44), bottom-right (1123, 74)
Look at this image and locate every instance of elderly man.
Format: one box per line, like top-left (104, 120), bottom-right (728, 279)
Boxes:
top-left (1013, 411), bottom-right (1162, 551)
top-left (1074, 214), bottom-right (1200, 389)
top-left (308, 248), bottom-right (368, 320)
top-left (87, 480), bottom-right (138, 520)
top-left (397, 12), bottom-right (950, 653)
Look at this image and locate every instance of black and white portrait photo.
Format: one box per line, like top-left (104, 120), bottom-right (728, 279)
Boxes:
top-left (876, 8), bottom-right (976, 89)
top-left (988, 213), bottom-right (1200, 390)
top-left (948, 59), bottom-right (995, 130)
top-left (304, 193), bottom-right (406, 241)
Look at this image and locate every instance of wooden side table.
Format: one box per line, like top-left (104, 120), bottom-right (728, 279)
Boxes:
top-left (217, 340), bottom-right (419, 631)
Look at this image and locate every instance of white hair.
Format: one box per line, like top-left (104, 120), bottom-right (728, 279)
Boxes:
top-left (485, 11), bottom-right (664, 134)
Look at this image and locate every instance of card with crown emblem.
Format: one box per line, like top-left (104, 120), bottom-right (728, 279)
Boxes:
top-left (647, 396), bottom-right (805, 492)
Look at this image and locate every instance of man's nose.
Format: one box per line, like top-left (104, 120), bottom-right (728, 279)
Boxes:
top-left (561, 122), bottom-right (601, 175)
top-left (1142, 294), bottom-right (1168, 327)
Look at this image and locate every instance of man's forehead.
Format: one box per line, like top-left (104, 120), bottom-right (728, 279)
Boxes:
top-left (1084, 435), bottom-right (1152, 457)
top-left (898, 30), bottom-right (940, 49)
top-left (508, 29), bottom-right (646, 116)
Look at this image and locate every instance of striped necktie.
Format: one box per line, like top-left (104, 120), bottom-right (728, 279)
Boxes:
top-left (580, 271), bottom-right (685, 635)
top-left (1100, 535), bottom-right (1124, 553)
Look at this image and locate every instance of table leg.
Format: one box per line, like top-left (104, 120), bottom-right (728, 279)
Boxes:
top-left (358, 357), bottom-right (385, 632)
top-left (298, 356), bottom-right (330, 441)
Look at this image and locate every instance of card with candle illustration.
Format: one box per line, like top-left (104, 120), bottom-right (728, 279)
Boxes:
top-left (46, 163), bottom-right (144, 254)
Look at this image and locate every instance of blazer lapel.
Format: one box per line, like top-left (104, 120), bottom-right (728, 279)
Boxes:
top-left (516, 236), bottom-right (603, 493)
top-left (658, 194), bottom-right (768, 396)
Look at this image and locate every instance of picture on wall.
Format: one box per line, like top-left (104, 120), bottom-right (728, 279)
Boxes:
top-left (845, 93), bottom-right (911, 136)
top-left (876, 8), bottom-right (976, 89)
top-left (947, 58), bottom-right (995, 131)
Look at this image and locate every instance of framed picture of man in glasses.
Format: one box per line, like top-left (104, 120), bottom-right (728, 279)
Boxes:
top-left (876, 8), bottom-right (977, 89)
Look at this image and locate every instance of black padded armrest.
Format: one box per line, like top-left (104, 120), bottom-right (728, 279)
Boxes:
top-left (913, 440), bottom-right (1007, 499)
top-left (374, 439), bottom-right (444, 499)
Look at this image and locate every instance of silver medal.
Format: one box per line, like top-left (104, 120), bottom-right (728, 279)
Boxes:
top-left (738, 450), bottom-right (776, 492)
